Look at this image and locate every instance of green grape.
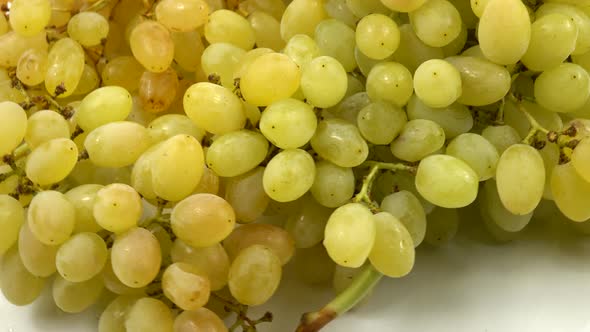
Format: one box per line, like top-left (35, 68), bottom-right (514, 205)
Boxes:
top-left (112, 227), bottom-right (162, 288)
top-left (390, 119), bottom-right (445, 162)
top-left (391, 24), bottom-right (444, 73)
top-left (300, 56), bottom-right (348, 108)
top-left (0, 195), bottom-right (24, 255)
top-left (424, 207), bottom-right (459, 246)
top-left (173, 308), bottom-right (227, 332)
top-left (228, 244), bottom-right (282, 306)
top-left (52, 274), bottom-right (103, 313)
top-left (381, 0), bottom-right (427, 12)
top-left (263, 149), bottom-right (316, 202)
top-left (172, 194), bottom-right (236, 248)
top-left (192, 166), bottom-right (221, 195)
top-left (280, 0), bottom-right (328, 41)
top-left (442, 23), bottom-right (468, 57)
top-left (369, 212), bottom-right (415, 277)
top-left (414, 59), bottom-right (462, 108)
top-left (125, 297), bottom-right (174, 332)
top-left (139, 68), bottom-right (179, 114)
top-left (285, 195), bottom-right (332, 248)
top-left (201, 42), bottom-right (246, 89)
top-left (93, 183), bottom-right (142, 233)
top-left (130, 143), bottom-right (161, 200)
top-left (409, 0), bottom-right (461, 48)
top-left (204, 9), bottom-right (255, 50)
top-left (330, 91), bottom-right (371, 124)
top-left (407, 95), bottom-right (473, 139)
top-left (293, 244), bottom-right (335, 285)
top-left (206, 130), bottom-right (268, 177)
top-left (148, 114), bottom-right (204, 144)
top-left (311, 119), bottom-right (369, 167)
top-left (72, 64), bottom-right (100, 96)
top-left (572, 138), bottom-right (590, 182)
top-left (224, 167), bottom-right (270, 223)
top-left (171, 240), bottom-right (230, 291)
top-left (365, 62), bottom-right (413, 107)
top-left (381, 191), bottom-right (427, 247)
top-left (496, 144), bottom-right (545, 215)
top-left (240, 52), bottom-right (301, 106)
top-left (504, 100), bottom-right (563, 138)
top-left (355, 14), bottom-right (400, 60)
top-left (310, 160), bottom-right (355, 208)
top-left (314, 19), bottom-right (356, 72)
top-left (551, 162), bottom-right (590, 222)
top-left (16, 48), bottom-right (48, 86)
top-left (102, 253), bottom-right (146, 296)
top-left (259, 98), bottom-right (317, 149)
top-left (239, 0), bottom-right (286, 20)
top-left (233, 47), bottom-right (274, 81)
top-left (0, 101), bottom-right (27, 156)
top-left (470, 0), bottom-right (490, 17)
top-left (67, 11), bottom-right (109, 47)
top-left (248, 11), bottom-right (285, 51)
top-left (477, 0), bottom-right (531, 65)
top-left (130, 21), bottom-right (174, 73)
top-left (69, 160), bottom-right (132, 188)
top-left (539, 142), bottom-right (560, 200)
top-left (446, 133), bottom-right (499, 181)
top-left (171, 30), bottom-right (205, 72)
top-left (99, 295), bottom-right (141, 332)
top-left (27, 191), bottom-right (75, 245)
top-left (415, 154), bottom-right (479, 208)
top-left (9, 0), bottom-right (51, 36)
top-left (25, 138), bottom-right (78, 186)
top-left (325, 0), bottom-right (358, 27)
top-left (101, 56), bottom-right (144, 92)
top-left (0, 247), bottom-right (46, 306)
top-left (481, 125), bottom-right (521, 155)
top-left (282, 34), bottom-right (321, 68)
top-left (224, 223), bottom-right (295, 265)
top-left (536, 3), bottom-right (590, 55)
top-left (0, 31), bottom-right (48, 68)
top-left (183, 82), bottom-right (246, 134)
top-left (445, 56), bottom-right (511, 106)
top-left (155, 0), bottom-right (209, 32)
top-left (76, 86), bottom-right (133, 132)
top-left (65, 184), bottom-right (104, 233)
top-left (534, 63), bottom-right (590, 113)
top-left (449, 0), bottom-right (478, 28)
top-left (45, 38), bottom-right (85, 98)
top-left (56, 232), bottom-right (107, 282)
top-left (162, 262), bottom-right (210, 311)
top-left (84, 121), bottom-right (150, 168)
top-left (18, 221), bottom-right (58, 277)
top-left (353, 46), bottom-right (383, 77)
top-left (324, 203), bottom-right (376, 267)
top-left (521, 14), bottom-right (577, 71)
top-left (346, 0), bottom-right (389, 17)
top-left (480, 179), bottom-right (533, 232)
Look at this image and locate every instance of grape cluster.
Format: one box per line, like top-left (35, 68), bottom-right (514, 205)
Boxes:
top-left (1, 0), bottom-right (590, 331)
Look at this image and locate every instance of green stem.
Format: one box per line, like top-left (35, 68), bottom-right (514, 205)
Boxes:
top-left (13, 143), bottom-right (29, 160)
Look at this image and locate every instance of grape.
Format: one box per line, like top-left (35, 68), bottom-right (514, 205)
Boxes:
top-left (205, 9), bottom-right (256, 50)
top-left (171, 240), bottom-right (230, 291)
top-left (0, 247), bottom-right (46, 306)
top-left (171, 31), bottom-right (205, 72)
top-left (28, 191), bottom-right (75, 245)
top-left (130, 21), bottom-right (174, 73)
top-left (358, 102), bottom-right (407, 145)
top-left (324, 203), bottom-right (376, 268)
top-left (280, 0), bottom-right (328, 41)
top-left (424, 207), bottom-right (459, 246)
top-left (76, 86), bottom-right (133, 132)
top-left (228, 244), bottom-right (282, 306)
top-left (192, 166), bottom-right (221, 196)
top-left (325, 0), bottom-right (358, 28)
top-left (504, 100), bottom-right (563, 141)
top-left (201, 42), bottom-right (246, 89)
top-left (446, 133), bottom-right (499, 181)
top-left (355, 14), bottom-right (400, 60)
top-left (301, 56), bottom-right (348, 108)
top-left (0, 195), bottom-right (24, 255)
top-left (480, 179), bottom-right (533, 232)
top-left (0, 31), bottom-right (48, 68)
top-left (56, 232), bottom-right (108, 282)
top-left (536, 3), bottom-right (590, 55)
top-left (263, 149), bottom-right (316, 202)
top-left (9, 0), bottom-right (51, 37)
top-left (25, 138), bottom-right (78, 186)
top-left (101, 56), bottom-right (144, 92)
top-left (239, 0), bottom-right (286, 20)
top-left (366, 62), bottom-right (414, 107)
top-left (534, 63), bottom-right (590, 113)
top-left (409, 0), bottom-right (462, 48)
top-left (369, 212), bottom-right (415, 278)
top-left (111, 227), bottom-right (162, 288)
top-left (139, 68), bottom-right (179, 114)
top-left (233, 47), bottom-right (274, 81)
top-left (442, 23), bottom-right (468, 57)
top-left (415, 154), bottom-right (479, 208)
top-left (147, 114), bottom-right (205, 144)
top-left (224, 223), bottom-right (295, 265)
top-left (93, 183), bottom-right (142, 233)
top-left (173, 308), bottom-right (228, 332)
top-left (16, 48), bottom-right (48, 86)
top-left (155, 0), bottom-right (209, 32)
top-left (72, 64), bottom-right (100, 96)
top-left (346, 0), bottom-right (389, 17)
top-left (67, 12), bottom-right (109, 47)
top-left (390, 119), bottom-right (445, 162)
top-left (551, 162), bottom-right (590, 222)
top-left (414, 59), bottom-right (462, 108)
top-left (470, 0), bottom-right (490, 17)
top-left (572, 138), bottom-right (590, 183)
top-left (162, 262), bottom-right (211, 311)
top-left (52, 275), bottom-right (104, 313)
top-left (99, 295), bottom-right (141, 332)
top-left (285, 195), bottom-right (333, 248)
top-left (391, 24), bottom-right (444, 74)
top-left (248, 11), bottom-right (285, 51)
top-left (311, 160), bottom-right (355, 208)
top-left (259, 98), bottom-right (316, 149)
top-left (406, 95), bottom-right (473, 139)
top-left (206, 130), bottom-right (268, 177)
top-left (18, 221), bottom-right (58, 277)
top-left (64, 185), bottom-right (103, 234)
top-left (282, 34), bottom-right (321, 68)
top-left (45, 38), bottom-right (85, 98)
top-left (381, 191), bottom-right (427, 247)
top-left (125, 298), bottom-right (174, 332)
top-left (85, 121), bottom-right (150, 168)
top-left (0, 101), bottom-right (27, 156)
top-left (224, 167), bottom-right (270, 223)
top-left (102, 253), bottom-right (146, 296)
top-left (311, 119), bottom-right (369, 167)
top-left (481, 125), bottom-right (521, 155)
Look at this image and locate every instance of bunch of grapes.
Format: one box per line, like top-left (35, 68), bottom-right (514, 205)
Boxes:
top-left (1, 0), bottom-right (590, 331)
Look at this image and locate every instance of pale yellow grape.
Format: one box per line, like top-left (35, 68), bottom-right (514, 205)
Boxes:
top-left (233, 48), bottom-right (274, 81)
top-left (324, 203), bottom-right (376, 267)
top-left (0, 195), bottom-right (24, 255)
top-left (67, 12), bottom-right (109, 47)
top-left (183, 82), bottom-right (246, 134)
top-left (112, 227), bottom-right (162, 288)
top-left (241, 52), bottom-right (301, 106)
top-left (470, 0), bottom-right (491, 17)
top-left (72, 64), bottom-right (100, 96)
top-left (521, 14), bottom-right (577, 71)
top-left (0, 32), bottom-right (48, 68)
top-left (0, 247), bottom-right (45, 306)
top-left (171, 31), bottom-right (205, 72)
top-left (369, 212), bottom-right (414, 277)
top-left (354, 46), bottom-right (383, 77)
top-left (300, 56), bottom-right (348, 108)
top-left (357, 101), bottom-right (407, 145)
top-left (496, 144), bottom-right (545, 215)
top-left (206, 130), bottom-right (268, 177)
top-left (346, 0), bottom-right (390, 17)
top-left (130, 144), bottom-right (161, 200)
top-left (391, 24), bottom-right (444, 73)
top-left (551, 162), bottom-right (590, 222)
top-left (534, 63), bottom-right (590, 113)
top-left (311, 118), bottom-right (369, 167)
top-left (148, 114), bottom-right (205, 144)
top-left (18, 222), bottom-right (58, 277)
top-left (293, 244), bottom-right (336, 285)
top-left (390, 119), bottom-right (445, 162)
top-left (93, 184), bottom-right (142, 233)
top-left (25, 138), bottom-right (78, 186)
top-left (27, 191), bottom-right (75, 245)
top-left (572, 138), bottom-right (590, 182)
top-left (263, 149), bottom-right (316, 202)
top-left (259, 98), bottom-right (317, 149)
top-left (147, 224), bottom-right (173, 265)
top-left (130, 21), bottom-right (174, 73)
top-left (424, 207), bottom-right (459, 246)
top-left (139, 68), bottom-right (179, 114)
top-left (282, 34), bottom-right (321, 68)
top-left (76, 86), bottom-right (133, 131)
top-left (445, 56), bottom-right (511, 106)
top-left (481, 179), bottom-right (533, 232)
top-left (366, 62), bottom-right (413, 107)
top-left (442, 23), bottom-right (468, 57)
top-left (311, 160), bottom-right (355, 208)
top-left (102, 254), bottom-right (146, 296)
top-left (84, 121), bottom-right (150, 168)
top-left (101, 56), bottom-right (144, 92)
top-left (125, 298), bottom-right (174, 332)
top-left (285, 195), bottom-right (332, 248)
top-left (151, 135), bottom-right (205, 201)
top-left (248, 11), bottom-right (285, 51)
top-left (355, 14), bottom-right (400, 60)
top-left (414, 59), bottom-right (462, 108)
top-left (329, 92), bottom-right (368, 123)
top-left (224, 167), bottom-right (270, 223)
top-left (239, 0), bottom-right (286, 20)
top-left (314, 19), bottom-right (356, 72)
top-left (173, 308), bottom-right (228, 332)
top-left (477, 0), bottom-right (531, 65)
top-left (381, 191), bottom-right (427, 247)
top-left (325, 0), bottom-right (359, 27)
top-left (280, 0), bottom-right (328, 41)
top-left (228, 244), bottom-right (282, 306)
top-left (201, 42), bottom-right (246, 88)
top-left (171, 240), bottom-right (230, 291)
top-left (156, 0), bottom-right (209, 32)
top-left (415, 154), bottom-right (479, 208)
top-left (99, 295), bottom-right (142, 332)
top-left (409, 0), bottom-right (462, 48)
top-left (536, 3), bottom-right (590, 55)
top-left (446, 133), bottom-right (499, 181)
top-left (64, 184), bottom-right (103, 234)
top-left (193, 166), bottom-right (220, 195)
top-left (223, 223), bottom-right (295, 265)
top-left (0, 101), bottom-right (27, 156)
top-left (9, 0), bottom-right (51, 36)
top-left (204, 9), bottom-right (255, 50)
top-left (162, 262), bottom-right (210, 311)
top-left (45, 38), bottom-right (85, 98)
top-left (55, 232), bottom-right (107, 282)
top-left (16, 48), bottom-right (48, 86)
top-left (406, 95), bottom-right (473, 139)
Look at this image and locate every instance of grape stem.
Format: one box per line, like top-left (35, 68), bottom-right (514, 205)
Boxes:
top-left (508, 94), bottom-right (550, 145)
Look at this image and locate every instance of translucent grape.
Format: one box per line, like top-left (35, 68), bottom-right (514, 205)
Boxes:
top-left (442, 23), bottom-right (468, 57)
top-left (0, 31), bottom-right (48, 68)
top-left (381, 191), bottom-right (427, 247)
top-left (206, 130), bottom-right (268, 177)
top-left (536, 3), bottom-right (590, 55)
top-left (173, 308), bottom-right (228, 332)
top-left (171, 31), bottom-right (205, 72)
top-left (130, 21), bottom-right (174, 73)
top-left (93, 183), bottom-right (141, 233)
top-left (201, 42), bottom-right (246, 89)
top-left (0, 101), bottom-right (27, 156)
top-left (85, 121), bottom-right (150, 168)
top-left (53, 274), bottom-right (104, 313)
top-left (125, 298), bottom-right (174, 332)
top-left (139, 68), bottom-right (179, 114)
top-left (390, 119), bottom-right (445, 162)
top-left (325, 0), bottom-right (359, 27)
top-left (285, 195), bottom-right (333, 248)
top-left (204, 9), bottom-right (256, 50)
top-left (192, 166), bottom-right (220, 196)
top-left (71, 64), bottom-right (100, 96)
top-left (259, 98), bottom-right (316, 149)
top-left (45, 38), bottom-right (85, 98)
top-left (390, 24), bottom-right (444, 73)
top-left (56, 232), bottom-right (107, 282)
top-left (101, 56), bottom-right (144, 92)
top-left (414, 59), bottom-right (462, 108)
top-left (16, 48), bottom-right (48, 86)
top-left (18, 221), bottom-right (58, 277)
top-left (0, 195), bottom-right (24, 255)
top-left (147, 114), bottom-right (204, 144)
top-left (470, 0), bottom-right (490, 17)
top-left (76, 86), bottom-right (133, 132)
top-left (406, 95), bottom-right (473, 139)
top-left (263, 149), bottom-right (316, 202)
top-left (311, 119), bottom-right (369, 167)
top-left (314, 19), bottom-right (356, 72)
top-left (446, 133), bottom-right (499, 181)
top-left (424, 207), bottom-right (459, 246)
top-left (480, 179), bottom-right (533, 232)
top-left (155, 0), bottom-right (209, 32)
top-left (282, 34), bottom-right (321, 68)
top-left (224, 167), bottom-right (270, 223)
top-left (300, 56), bottom-right (348, 108)
top-left (409, 0), bottom-right (462, 47)
top-left (223, 223), bottom-right (295, 265)
top-left (346, 0), bottom-right (389, 17)
top-left (551, 162), bottom-right (590, 222)
top-left (311, 160), bottom-right (355, 208)
top-left (0, 247), bottom-right (45, 306)
top-left (248, 11), bottom-right (285, 51)
top-left (27, 191), bottom-right (75, 245)
top-left (162, 262), bottom-right (210, 311)
top-left (99, 295), bottom-right (141, 332)
top-left (355, 14), bottom-right (400, 60)
top-left (9, 0), bottom-right (51, 36)
top-left (369, 212), bottom-right (415, 277)
top-left (171, 240), bottom-right (230, 291)
top-left (67, 11), bottom-right (110, 47)
top-left (280, 0), bottom-right (328, 41)
top-left (481, 125), bottom-right (521, 154)
top-left (64, 184), bottom-right (103, 234)
top-left (534, 63), bottom-right (590, 113)
top-left (366, 62), bottom-right (414, 107)
top-left (111, 227), bottom-right (162, 288)
top-left (380, 0), bottom-right (427, 12)
top-left (25, 138), bottom-right (77, 186)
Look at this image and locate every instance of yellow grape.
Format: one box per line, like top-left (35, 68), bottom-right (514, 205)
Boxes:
top-left (130, 21), bottom-right (174, 73)
top-left (25, 138), bottom-right (78, 186)
top-left (0, 195), bottom-right (24, 256)
top-left (155, 0), bottom-right (209, 32)
top-left (45, 38), bottom-right (85, 98)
